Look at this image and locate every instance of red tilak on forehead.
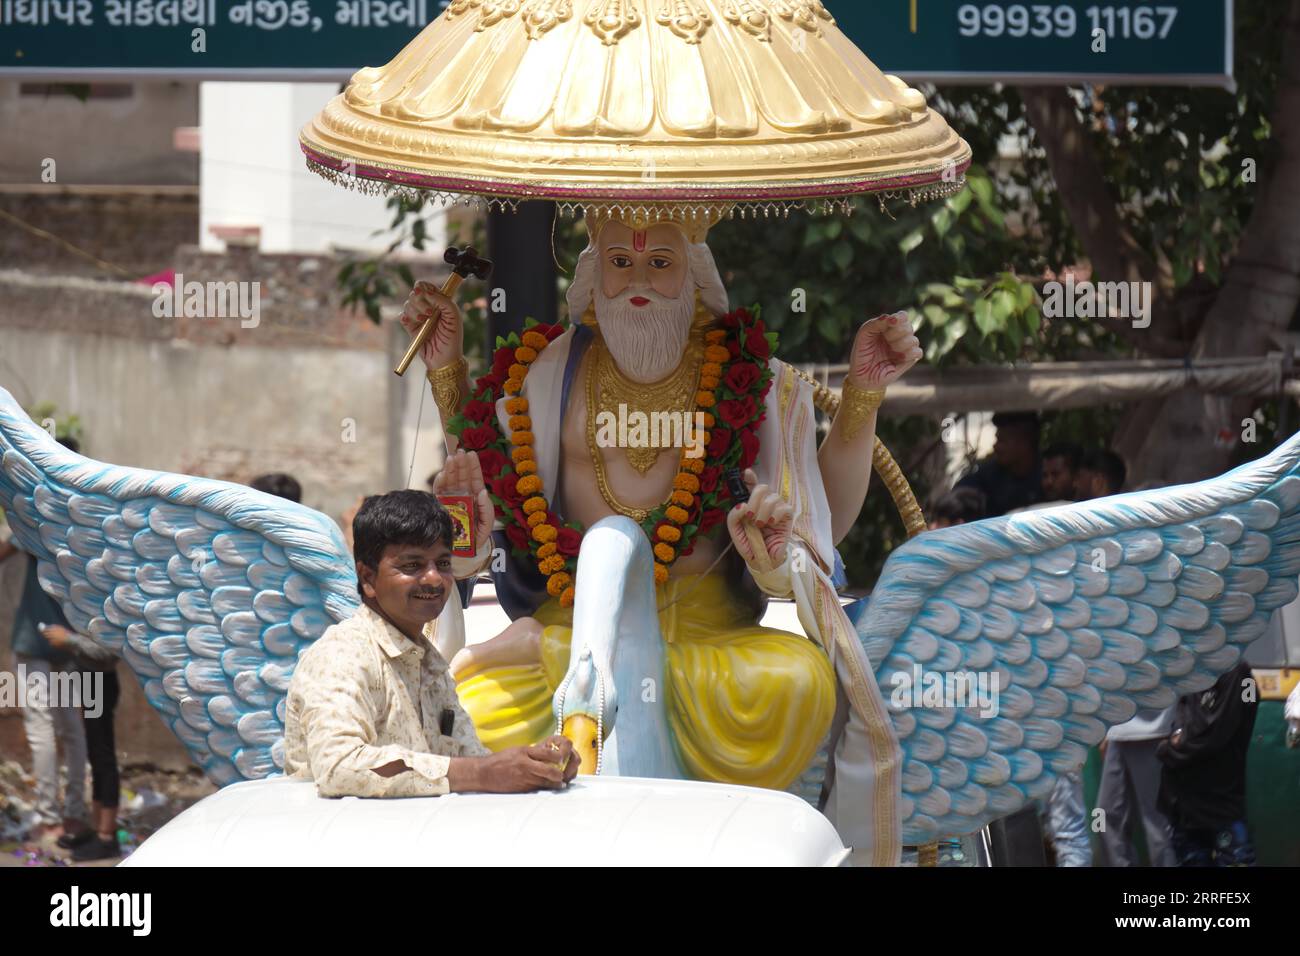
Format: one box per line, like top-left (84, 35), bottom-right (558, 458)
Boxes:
top-left (633, 230), bottom-right (647, 252)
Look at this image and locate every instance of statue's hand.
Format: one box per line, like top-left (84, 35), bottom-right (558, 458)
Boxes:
top-left (847, 311), bottom-right (922, 389)
top-left (400, 280), bottom-right (463, 371)
top-left (726, 468), bottom-right (793, 572)
top-left (433, 449), bottom-right (495, 547)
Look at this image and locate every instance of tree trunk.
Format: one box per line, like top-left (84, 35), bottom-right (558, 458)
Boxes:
top-left (1019, 86), bottom-right (1187, 358)
top-left (1020, 1), bottom-right (1300, 483)
top-left (1122, 0), bottom-right (1300, 482)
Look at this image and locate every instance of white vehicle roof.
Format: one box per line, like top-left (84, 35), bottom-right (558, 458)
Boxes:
top-left (122, 775), bottom-right (848, 867)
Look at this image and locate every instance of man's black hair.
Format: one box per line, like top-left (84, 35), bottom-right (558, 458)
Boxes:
top-left (56, 436), bottom-right (80, 454)
top-left (250, 472), bottom-right (302, 503)
top-left (931, 486), bottom-right (988, 525)
top-left (1080, 449), bottom-right (1127, 495)
top-left (1042, 442), bottom-right (1083, 470)
top-left (991, 410), bottom-right (1041, 446)
top-left (352, 490), bottom-right (454, 594)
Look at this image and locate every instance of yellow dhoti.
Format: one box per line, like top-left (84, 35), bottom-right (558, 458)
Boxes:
top-left (455, 573), bottom-right (837, 790)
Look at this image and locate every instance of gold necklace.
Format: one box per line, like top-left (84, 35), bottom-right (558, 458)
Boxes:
top-left (588, 334), bottom-right (704, 475)
top-left (585, 335), bottom-right (703, 522)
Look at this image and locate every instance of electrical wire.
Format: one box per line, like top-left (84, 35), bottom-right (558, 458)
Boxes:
top-left (0, 205), bottom-right (137, 280)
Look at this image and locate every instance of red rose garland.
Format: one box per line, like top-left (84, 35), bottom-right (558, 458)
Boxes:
top-left (447, 309), bottom-right (775, 606)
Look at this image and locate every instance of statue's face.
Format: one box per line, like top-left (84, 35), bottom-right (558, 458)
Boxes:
top-left (597, 222), bottom-right (689, 302)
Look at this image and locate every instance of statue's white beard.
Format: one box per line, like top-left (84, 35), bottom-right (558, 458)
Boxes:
top-left (594, 286), bottom-right (695, 383)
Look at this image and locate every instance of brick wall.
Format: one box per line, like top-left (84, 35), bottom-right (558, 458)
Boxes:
top-left (0, 187), bottom-right (199, 278)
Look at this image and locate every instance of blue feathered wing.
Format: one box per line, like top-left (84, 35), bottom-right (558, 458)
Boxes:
top-left (0, 387), bottom-right (359, 786)
top-left (851, 432), bottom-right (1300, 844)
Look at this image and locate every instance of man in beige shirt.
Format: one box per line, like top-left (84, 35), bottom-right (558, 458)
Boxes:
top-left (285, 451), bottom-right (579, 796)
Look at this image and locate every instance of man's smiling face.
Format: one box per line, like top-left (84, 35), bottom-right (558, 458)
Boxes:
top-left (361, 540), bottom-right (454, 627)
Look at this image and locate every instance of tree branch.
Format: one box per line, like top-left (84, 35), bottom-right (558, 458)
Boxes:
top-left (1017, 85), bottom-right (1191, 358)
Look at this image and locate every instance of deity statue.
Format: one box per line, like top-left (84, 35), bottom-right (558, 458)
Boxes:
top-left (403, 205), bottom-right (922, 861)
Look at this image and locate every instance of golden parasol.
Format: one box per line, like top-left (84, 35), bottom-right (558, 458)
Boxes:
top-left (301, 0), bottom-right (946, 536)
top-left (299, 0), bottom-right (972, 216)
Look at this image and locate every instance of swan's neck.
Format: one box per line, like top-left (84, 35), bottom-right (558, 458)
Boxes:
top-left (602, 613), bottom-right (678, 778)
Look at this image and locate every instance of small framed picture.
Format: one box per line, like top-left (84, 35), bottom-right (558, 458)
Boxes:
top-left (437, 495), bottom-right (477, 557)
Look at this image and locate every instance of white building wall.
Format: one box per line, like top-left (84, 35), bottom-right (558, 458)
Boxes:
top-left (199, 82), bottom-right (408, 254)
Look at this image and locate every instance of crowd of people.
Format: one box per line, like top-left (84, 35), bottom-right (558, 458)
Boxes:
top-left (930, 411), bottom-right (1266, 867)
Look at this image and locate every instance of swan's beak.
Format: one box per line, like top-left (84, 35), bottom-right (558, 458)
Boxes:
top-left (562, 714), bottom-right (601, 774)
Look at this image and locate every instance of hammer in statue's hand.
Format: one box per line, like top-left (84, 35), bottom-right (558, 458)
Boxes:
top-left (395, 245), bottom-right (493, 376)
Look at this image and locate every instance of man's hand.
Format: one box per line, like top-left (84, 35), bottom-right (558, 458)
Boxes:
top-left (847, 312), bottom-right (923, 389)
top-left (433, 449), bottom-right (494, 547)
top-left (726, 468), bottom-right (793, 571)
top-left (39, 623), bottom-right (73, 651)
top-left (400, 280), bottom-right (463, 372)
top-left (448, 735), bottom-right (580, 794)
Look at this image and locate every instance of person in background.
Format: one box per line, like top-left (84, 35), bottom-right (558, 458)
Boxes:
top-left (250, 472), bottom-right (302, 503)
top-left (927, 486), bottom-right (988, 530)
top-left (1158, 659), bottom-right (1259, 866)
top-left (1093, 476), bottom-right (1176, 866)
top-left (1040, 442), bottom-right (1082, 503)
top-left (41, 622), bottom-right (122, 861)
top-left (1075, 448), bottom-right (1127, 499)
top-left (955, 411), bottom-right (1043, 516)
top-left (0, 436), bottom-right (90, 848)
top-left (1096, 707), bottom-right (1176, 866)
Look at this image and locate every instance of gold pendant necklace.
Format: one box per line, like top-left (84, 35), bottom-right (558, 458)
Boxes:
top-left (587, 334), bottom-right (703, 476)
top-left (585, 334), bottom-right (703, 522)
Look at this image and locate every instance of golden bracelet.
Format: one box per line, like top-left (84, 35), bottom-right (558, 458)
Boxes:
top-left (837, 380), bottom-right (885, 443)
top-left (427, 356), bottom-right (469, 419)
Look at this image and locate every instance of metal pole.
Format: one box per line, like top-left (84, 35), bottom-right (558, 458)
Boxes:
top-left (486, 201), bottom-right (558, 350)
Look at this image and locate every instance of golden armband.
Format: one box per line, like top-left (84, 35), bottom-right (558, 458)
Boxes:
top-left (427, 356), bottom-right (469, 419)
top-left (836, 380), bottom-right (885, 443)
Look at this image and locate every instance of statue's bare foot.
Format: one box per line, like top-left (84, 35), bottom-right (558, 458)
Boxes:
top-left (450, 616), bottom-right (543, 679)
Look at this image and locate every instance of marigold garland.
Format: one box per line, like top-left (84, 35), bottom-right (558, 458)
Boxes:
top-left (446, 311), bottom-right (775, 608)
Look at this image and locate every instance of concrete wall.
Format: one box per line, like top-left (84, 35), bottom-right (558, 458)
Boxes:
top-left (1, 325), bottom-right (391, 518)
top-left (0, 82), bottom-right (198, 186)
top-left (0, 78), bottom-right (430, 253)
top-left (0, 186), bottom-right (198, 277)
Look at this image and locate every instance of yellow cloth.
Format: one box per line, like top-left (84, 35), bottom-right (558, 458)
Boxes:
top-left (456, 572), bottom-right (836, 790)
